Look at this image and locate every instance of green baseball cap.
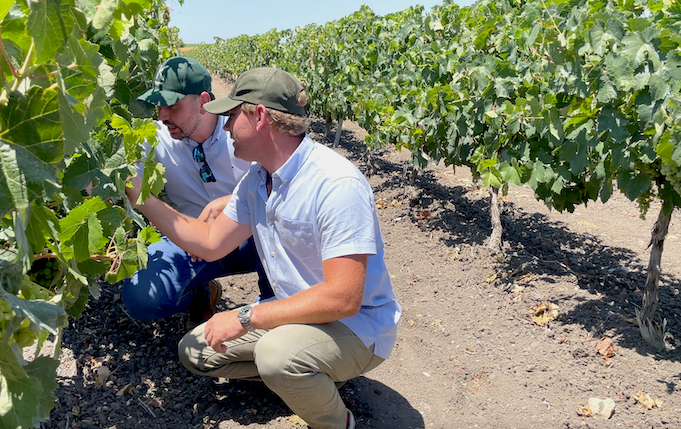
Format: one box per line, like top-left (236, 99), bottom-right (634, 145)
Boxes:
top-left (204, 67), bottom-right (306, 117)
top-left (138, 56), bottom-right (212, 107)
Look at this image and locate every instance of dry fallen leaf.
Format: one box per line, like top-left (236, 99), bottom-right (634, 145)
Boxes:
top-left (576, 404), bottom-right (593, 417)
top-left (635, 390), bottom-right (663, 410)
top-left (116, 383), bottom-right (134, 397)
top-left (511, 285), bottom-right (524, 302)
top-left (595, 338), bottom-right (617, 363)
top-left (415, 210), bottom-right (431, 221)
top-left (531, 301), bottom-right (559, 325)
top-left (486, 273), bottom-right (498, 283)
top-left (94, 365), bottom-right (111, 387)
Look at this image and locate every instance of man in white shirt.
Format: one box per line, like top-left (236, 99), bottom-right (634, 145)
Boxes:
top-left (125, 57), bottom-right (272, 329)
top-left (126, 67), bottom-right (400, 429)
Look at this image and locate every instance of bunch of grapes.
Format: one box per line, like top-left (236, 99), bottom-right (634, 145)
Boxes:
top-left (0, 298), bottom-right (15, 331)
top-left (28, 258), bottom-right (60, 290)
top-left (12, 318), bottom-right (37, 348)
top-left (0, 300), bottom-right (33, 348)
top-left (660, 160), bottom-right (681, 196)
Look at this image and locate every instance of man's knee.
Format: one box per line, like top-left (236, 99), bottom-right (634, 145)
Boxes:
top-left (178, 331), bottom-right (203, 374)
top-left (252, 331), bottom-right (289, 378)
top-left (121, 277), bottom-right (173, 321)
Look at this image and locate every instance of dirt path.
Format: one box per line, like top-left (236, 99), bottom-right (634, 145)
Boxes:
top-left (43, 76), bottom-right (681, 429)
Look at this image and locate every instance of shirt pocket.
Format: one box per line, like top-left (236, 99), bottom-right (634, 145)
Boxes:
top-left (274, 217), bottom-right (320, 264)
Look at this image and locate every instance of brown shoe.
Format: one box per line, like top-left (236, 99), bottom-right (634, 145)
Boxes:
top-left (186, 280), bottom-right (222, 330)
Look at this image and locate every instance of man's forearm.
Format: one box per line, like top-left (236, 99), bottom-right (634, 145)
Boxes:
top-left (135, 194), bottom-right (217, 260)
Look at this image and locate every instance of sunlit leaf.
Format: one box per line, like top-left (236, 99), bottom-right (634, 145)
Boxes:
top-left (0, 87), bottom-right (62, 215)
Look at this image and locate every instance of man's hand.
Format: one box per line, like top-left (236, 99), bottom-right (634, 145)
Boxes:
top-left (125, 175), bottom-right (143, 207)
top-left (203, 310), bottom-right (248, 353)
top-left (197, 195), bottom-right (232, 225)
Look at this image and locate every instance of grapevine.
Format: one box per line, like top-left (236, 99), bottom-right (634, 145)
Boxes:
top-left (0, 0), bottom-right (179, 427)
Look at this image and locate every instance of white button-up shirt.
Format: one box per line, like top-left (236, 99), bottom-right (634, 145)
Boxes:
top-left (224, 135), bottom-right (401, 359)
top-left (142, 116), bottom-right (251, 218)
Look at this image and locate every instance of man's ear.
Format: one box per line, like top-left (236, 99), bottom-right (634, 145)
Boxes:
top-left (255, 104), bottom-right (269, 131)
top-left (198, 92), bottom-right (212, 114)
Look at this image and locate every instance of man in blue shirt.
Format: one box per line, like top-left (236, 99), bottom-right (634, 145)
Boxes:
top-left (126, 67), bottom-right (401, 429)
top-left (127, 57), bottom-right (272, 329)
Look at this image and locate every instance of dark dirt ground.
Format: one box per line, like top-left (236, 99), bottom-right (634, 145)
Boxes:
top-left (38, 79), bottom-right (681, 429)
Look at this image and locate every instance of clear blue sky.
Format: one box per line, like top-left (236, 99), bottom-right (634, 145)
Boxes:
top-left (168, 0), bottom-right (474, 44)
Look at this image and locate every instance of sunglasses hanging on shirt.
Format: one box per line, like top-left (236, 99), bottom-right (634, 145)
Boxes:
top-left (192, 144), bottom-right (216, 183)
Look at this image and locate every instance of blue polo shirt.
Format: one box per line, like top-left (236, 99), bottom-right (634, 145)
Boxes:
top-left (224, 136), bottom-right (401, 359)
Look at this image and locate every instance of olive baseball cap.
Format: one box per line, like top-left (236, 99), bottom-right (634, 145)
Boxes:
top-left (204, 67), bottom-right (306, 116)
top-left (137, 56), bottom-right (212, 107)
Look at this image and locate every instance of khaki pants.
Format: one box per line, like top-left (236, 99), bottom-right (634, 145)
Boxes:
top-left (178, 321), bottom-right (384, 429)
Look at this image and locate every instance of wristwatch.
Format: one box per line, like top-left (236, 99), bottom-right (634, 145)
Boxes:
top-left (238, 305), bottom-right (255, 332)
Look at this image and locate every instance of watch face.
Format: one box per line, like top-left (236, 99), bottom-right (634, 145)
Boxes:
top-left (239, 306), bottom-right (249, 319)
top-left (238, 305), bottom-right (252, 329)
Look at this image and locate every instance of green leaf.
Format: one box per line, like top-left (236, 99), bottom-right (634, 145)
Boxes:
top-left (138, 225), bottom-right (161, 244)
top-left (62, 152), bottom-right (101, 191)
top-left (110, 116), bottom-right (157, 163)
top-left (26, 0), bottom-right (76, 64)
top-left (137, 148), bottom-right (166, 206)
top-left (0, 289), bottom-right (67, 335)
top-left (598, 106), bottom-right (628, 142)
top-left (0, 341), bottom-right (27, 381)
top-left (619, 170), bottom-right (651, 200)
top-left (0, 254), bottom-right (23, 295)
top-left (87, 211), bottom-right (104, 255)
top-left (92, 0), bottom-right (117, 31)
top-left (23, 357), bottom-right (60, 422)
top-left (621, 32), bottom-right (660, 70)
top-left (0, 87), bottom-right (62, 215)
top-left (481, 169), bottom-right (502, 188)
top-left (97, 206), bottom-right (125, 238)
top-left (499, 162), bottom-right (521, 185)
top-left (57, 92), bottom-right (92, 156)
top-left (58, 197), bottom-right (107, 243)
top-left (104, 245), bottom-right (137, 284)
top-left (0, 351), bottom-right (58, 429)
top-left (547, 108), bottom-right (565, 144)
top-left (0, 1), bottom-right (14, 22)
top-left (136, 231), bottom-right (148, 270)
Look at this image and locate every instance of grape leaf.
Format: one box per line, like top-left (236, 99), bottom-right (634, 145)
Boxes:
top-left (0, 350), bottom-right (58, 429)
top-left (0, 289), bottom-right (67, 335)
top-left (0, 87), bottom-right (62, 215)
top-left (26, 0), bottom-right (76, 64)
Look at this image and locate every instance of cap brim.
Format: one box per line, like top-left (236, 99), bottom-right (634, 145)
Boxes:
top-left (137, 89), bottom-right (186, 107)
top-left (204, 96), bottom-right (243, 115)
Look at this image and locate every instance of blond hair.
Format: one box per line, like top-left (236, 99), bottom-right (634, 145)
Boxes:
top-left (242, 91), bottom-right (310, 136)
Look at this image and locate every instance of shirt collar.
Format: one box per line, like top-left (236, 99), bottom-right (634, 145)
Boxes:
top-left (257, 134), bottom-right (314, 185)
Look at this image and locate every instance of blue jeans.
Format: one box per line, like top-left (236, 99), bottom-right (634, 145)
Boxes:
top-left (122, 236), bottom-right (273, 321)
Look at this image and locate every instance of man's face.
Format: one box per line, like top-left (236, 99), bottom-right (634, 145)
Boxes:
top-left (157, 95), bottom-right (202, 140)
top-left (223, 106), bottom-right (257, 162)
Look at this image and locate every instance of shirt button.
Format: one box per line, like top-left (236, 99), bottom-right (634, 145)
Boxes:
top-left (271, 251), bottom-right (275, 257)
top-left (272, 283), bottom-right (277, 288)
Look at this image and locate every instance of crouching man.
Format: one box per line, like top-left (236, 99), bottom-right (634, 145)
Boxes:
top-left (125, 67), bottom-right (401, 429)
